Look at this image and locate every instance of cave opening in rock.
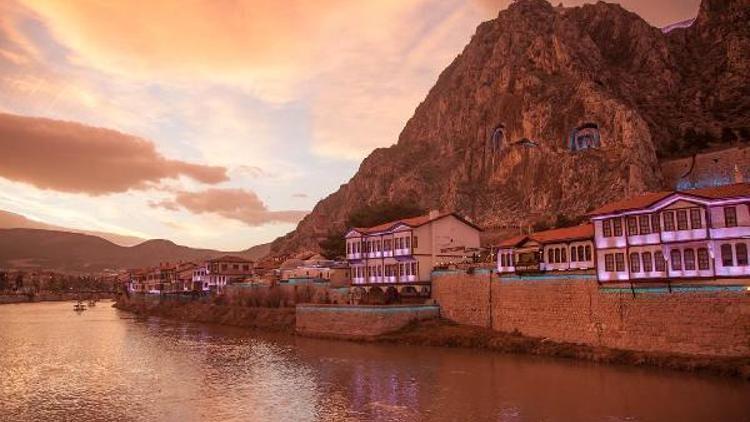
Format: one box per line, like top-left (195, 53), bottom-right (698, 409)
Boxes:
top-left (489, 124), bottom-right (505, 152)
top-left (569, 122), bottom-right (601, 152)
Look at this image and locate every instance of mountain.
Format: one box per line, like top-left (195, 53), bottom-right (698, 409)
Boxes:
top-left (0, 209), bottom-right (145, 246)
top-left (0, 228), bottom-right (270, 272)
top-left (270, 0), bottom-right (750, 256)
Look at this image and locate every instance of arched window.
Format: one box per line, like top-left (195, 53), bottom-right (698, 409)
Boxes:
top-left (684, 249), bottom-right (696, 271)
top-left (671, 249), bottom-right (682, 271)
top-left (629, 253), bottom-right (641, 273)
top-left (642, 252), bottom-right (653, 272)
top-left (548, 249), bottom-right (554, 263)
top-left (697, 248), bottom-right (710, 270)
top-left (584, 245), bottom-right (591, 261)
top-left (554, 248), bottom-right (561, 263)
top-left (561, 248), bottom-right (567, 263)
top-left (737, 243), bottom-right (748, 266)
top-left (654, 251), bottom-right (666, 272)
top-left (721, 244), bottom-right (734, 266)
top-left (500, 254), bottom-right (506, 267)
top-left (570, 246), bottom-right (577, 262)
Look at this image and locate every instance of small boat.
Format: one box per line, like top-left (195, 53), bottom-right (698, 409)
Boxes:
top-left (88, 300), bottom-right (96, 307)
top-left (73, 301), bottom-right (87, 312)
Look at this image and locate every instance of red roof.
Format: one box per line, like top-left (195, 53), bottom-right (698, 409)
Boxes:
top-left (497, 234), bottom-right (527, 248)
top-left (529, 223), bottom-right (593, 244)
top-left (588, 183), bottom-right (750, 217)
top-left (682, 183), bottom-right (750, 199)
top-left (497, 223), bottom-right (593, 247)
top-left (588, 191), bottom-right (673, 217)
top-left (350, 212), bottom-right (482, 235)
top-left (207, 255), bottom-right (252, 264)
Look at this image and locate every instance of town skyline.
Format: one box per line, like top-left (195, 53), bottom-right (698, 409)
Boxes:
top-left (0, 0), bottom-right (700, 250)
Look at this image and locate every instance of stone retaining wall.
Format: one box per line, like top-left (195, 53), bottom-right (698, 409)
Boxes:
top-left (296, 304), bottom-right (440, 339)
top-left (433, 272), bottom-right (750, 357)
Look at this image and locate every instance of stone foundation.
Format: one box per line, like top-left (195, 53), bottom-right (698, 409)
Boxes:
top-left (433, 272), bottom-right (750, 357)
top-left (296, 304), bottom-right (439, 339)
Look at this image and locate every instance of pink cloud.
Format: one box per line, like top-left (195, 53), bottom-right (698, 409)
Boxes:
top-left (152, 188), bottom-right (308, 226)
top-left (0, 113), bottom-right (228, 194)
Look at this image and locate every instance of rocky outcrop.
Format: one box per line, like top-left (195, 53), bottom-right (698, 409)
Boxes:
top-left (271, 0), bottom-right (750, 255)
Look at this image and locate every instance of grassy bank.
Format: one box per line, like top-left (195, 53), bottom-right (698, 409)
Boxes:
top-left (376, 319), bottom-right (750, 381)
top-left (114, 296), bottom-right (295, 332)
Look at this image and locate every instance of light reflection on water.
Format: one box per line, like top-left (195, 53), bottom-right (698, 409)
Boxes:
top-left (0, 302), bottom-right (748, 422)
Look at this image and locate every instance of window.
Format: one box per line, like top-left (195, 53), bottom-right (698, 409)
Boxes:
top-left (405, 237), bottom-right (411, 249)
top-left (629, 253), bottom-right (641, 273)
top-left (663, 211), bottom-right (675, 231)
top-left (737, 243), bottom-right (748, 266)
top-left (684, 249), bottom-right (696, 271)
top-left (570, 246), bottom-right (577, 262)
top-left (603, 220), bottom-right (612, 237)
top-left (413, 236), bottom-right (419, 249)
top-left (721, 244), bottom-right (734, 266)
top-left (613, 219), bottom-right (623, 236)
top-left (627, 216), bottom-right (638, 236)
top-left (561, 248), bottom-right (567, 263)
top-left (554, 248), bottom-right (561, 263)
top-left (615, 253), bottom-right (625, 272)
top-left (243, 265), bottom-right (249, 271)
top-left (724, 207), bottom-right (738, 227)
top-left (697, 248), bottom-right (710, 270)
top-left (411, 262), bottom-right (417, 275)
top-left (639, 215), bottom-right (650, 234)
top-left (501, 254), bottom-right (506, 267)
top-left (604, 254), bottom-right (614, 272)
top-left (548, 249), bottom-right (554, 263)
top-left (676, 210), bottom-right (688, 230)
top-left (233, 264), bottom-right (239, 270)
top-left (642, 252), bottom-right (653, 272)
top-left (690, 209), bottom-right (702, 229)
top-left (671, 249), bottom-right (682, 270)
top-left (585, 245), bottom-right (592, 261)
top-left (655, 251), bottom-right (665, 272)
top-left (651, 213), bottom-right (661, 232)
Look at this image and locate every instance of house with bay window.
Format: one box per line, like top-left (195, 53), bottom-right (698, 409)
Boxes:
top-left (496, 224), bottom-right (595, 274)
top-left (345, 211), bottom-right (481, 293)
top-left (589, 183), bottom-right (750, 283)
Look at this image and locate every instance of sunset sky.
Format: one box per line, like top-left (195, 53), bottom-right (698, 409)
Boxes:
top-left (0, 0), bottom-right (699, 250)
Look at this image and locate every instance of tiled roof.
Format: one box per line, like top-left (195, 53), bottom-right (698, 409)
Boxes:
top-left (350, 212), bottom-right (481, 234)
top-left (207, 255), bottom-right (252, 264)
top-left (588, 183), bottom-right (750, 216)
top-left (529, 223), bottom-right (593, 244)
top-left (497, 234), bottom-right (527, 248)
top-left (588, 191), bottom-right (673, 216)
top-left (682, 183), bottom-right (750, 199)
top-left (497, 224), bottom-right (593, 247)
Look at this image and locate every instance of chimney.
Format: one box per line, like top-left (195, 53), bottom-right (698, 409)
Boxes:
top-left (734, 164), bottom-right (744, 184)
top-left (428, 209), bottom-right (440, 219)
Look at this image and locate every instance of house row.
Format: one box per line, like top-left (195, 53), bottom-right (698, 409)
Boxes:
top-left (344, 211), bottom-right (482, 295)
top-left (128, 255), bottom-right (254, 294)
top-left (497, 183), bottom-right (750, 284)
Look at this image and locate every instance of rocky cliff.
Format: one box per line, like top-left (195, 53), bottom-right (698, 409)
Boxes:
top-left (271, 0), bottom-right (750, 255)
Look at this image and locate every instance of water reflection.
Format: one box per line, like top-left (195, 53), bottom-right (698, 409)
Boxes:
top-left (0, 302), bottom-right (748, 421)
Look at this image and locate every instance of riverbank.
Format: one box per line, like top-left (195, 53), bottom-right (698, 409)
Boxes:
top-left (0, 292), bottom-right (113, 305)
top-left (115, 296), bottom-right (750, 380)
top-left (114, 296), bottom-right (295, 332)
top-left (375, 319), bottom-right (750, 381)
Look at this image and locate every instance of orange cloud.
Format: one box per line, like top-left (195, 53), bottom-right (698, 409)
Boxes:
top-left (0, 113), bottom-right (228, 194)
top-left (151, 188), bottom-right (308, 226)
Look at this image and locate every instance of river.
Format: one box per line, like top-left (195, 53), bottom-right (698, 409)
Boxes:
top-left (0, 302), bottom-right (748, 421)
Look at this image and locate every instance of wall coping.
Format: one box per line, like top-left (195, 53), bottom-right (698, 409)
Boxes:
top-left (296, 304), bottom-right (439, 313)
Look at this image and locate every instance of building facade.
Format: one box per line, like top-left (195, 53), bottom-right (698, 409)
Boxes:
top-left (496, 224), bottom-right (595, 274)
top-left (589, 183), bottom-right (750, 283)
top-left (192, 255), bottom-right (254, 293)
top-left (345, 211), bottom-right (481, 294)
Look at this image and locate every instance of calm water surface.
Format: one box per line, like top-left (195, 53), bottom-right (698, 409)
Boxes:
top-left (0, 302), bottom-right (748, 421)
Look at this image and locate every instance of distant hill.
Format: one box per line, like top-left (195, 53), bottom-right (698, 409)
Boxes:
top-left (0, 228), bottom-right (270, 273)
top-left (0, 209), bottom-right (145, 246)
